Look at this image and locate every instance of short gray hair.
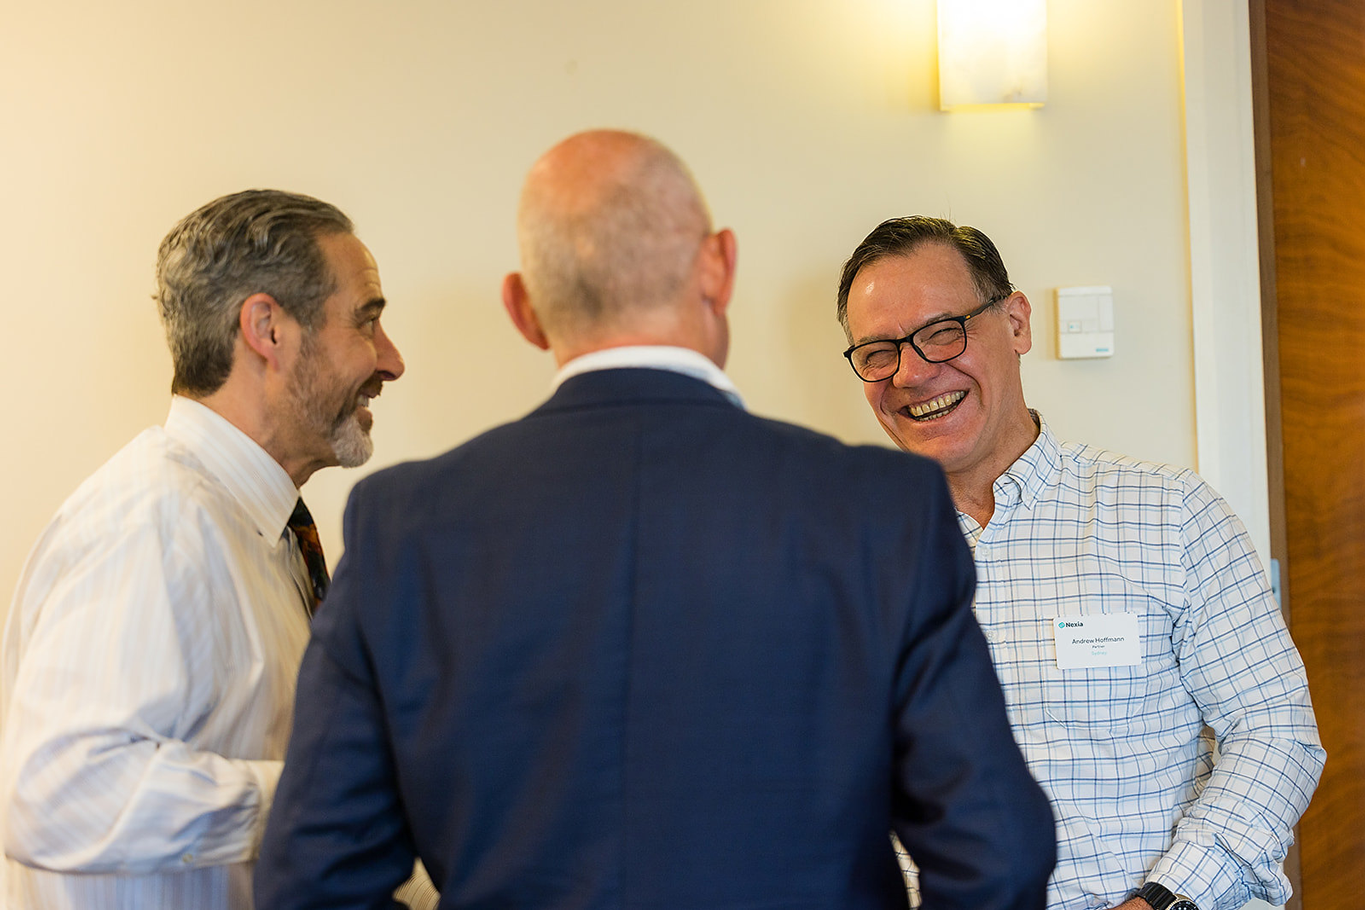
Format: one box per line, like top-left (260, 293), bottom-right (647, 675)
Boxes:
top-left (517, 135), bottom-right (711, 338)
top-left (836, 215), bottom-right (1015, 340)
top-left (155, 189), bottom-right (354, 396)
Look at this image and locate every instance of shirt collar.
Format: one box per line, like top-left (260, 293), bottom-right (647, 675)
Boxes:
top-left (994, 409), bottom-right (1061, 511)
top-left (163, 396), bottom-right (301, 542)
top-left (551, 346), bottom-right (745, 409)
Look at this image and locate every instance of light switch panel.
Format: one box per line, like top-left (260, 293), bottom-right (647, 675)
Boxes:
top-left (1056, 286), bottom-right (1114, 359)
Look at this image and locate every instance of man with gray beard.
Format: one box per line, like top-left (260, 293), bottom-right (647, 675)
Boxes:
top-left (0, 189), bottom-right (404, 909)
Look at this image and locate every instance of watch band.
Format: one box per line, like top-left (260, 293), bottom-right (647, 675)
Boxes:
top-left (1135, 881), bottom-right (1198, 910)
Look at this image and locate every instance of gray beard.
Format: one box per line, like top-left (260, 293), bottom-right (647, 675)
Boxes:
top-left (329, 412), bottom-right (373, 468)
top-left (290, 332), bottom-right (375, 469)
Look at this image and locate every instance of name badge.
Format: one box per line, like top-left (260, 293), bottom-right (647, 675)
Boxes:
top-left (1053, 613), bottom-right (1141, 669)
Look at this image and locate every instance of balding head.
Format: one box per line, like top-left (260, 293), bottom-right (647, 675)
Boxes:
top-left (506, 130), bottom-right (735, 363)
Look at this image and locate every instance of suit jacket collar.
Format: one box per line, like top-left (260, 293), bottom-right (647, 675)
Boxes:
top-left (534, 367), bottom-right (740, 415)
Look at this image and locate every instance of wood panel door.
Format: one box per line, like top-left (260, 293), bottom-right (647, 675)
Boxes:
top-left (1256, 0), bottom-right (1365, 904)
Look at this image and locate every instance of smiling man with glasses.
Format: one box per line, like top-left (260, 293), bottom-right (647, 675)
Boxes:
top-left (836, 215), bottom-right (1323, 910)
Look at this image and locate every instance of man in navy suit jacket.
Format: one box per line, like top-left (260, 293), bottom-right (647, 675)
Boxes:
top-left (255, 130), bottom-right (1055, 910)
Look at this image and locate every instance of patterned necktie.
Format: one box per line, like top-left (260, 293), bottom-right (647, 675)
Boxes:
top-left (287, 498), bottom-right (330, 616)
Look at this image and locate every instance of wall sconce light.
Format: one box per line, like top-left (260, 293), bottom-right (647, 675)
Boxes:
top-left (937, 0), bottom-right (1047, 111)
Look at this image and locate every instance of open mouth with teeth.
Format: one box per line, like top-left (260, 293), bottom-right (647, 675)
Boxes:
top-left (353, 378), bottom-right (384, 413)
top-left (906, 390), bottom-right (966, 421)
top-left (338, 380), bottom-right (384, 431)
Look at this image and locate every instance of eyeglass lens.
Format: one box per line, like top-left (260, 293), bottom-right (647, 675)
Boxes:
top-left (851, 320), bottom-right (968, 380)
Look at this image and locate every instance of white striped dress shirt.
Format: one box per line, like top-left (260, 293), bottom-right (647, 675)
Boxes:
top-left (0, 396), bottom-right (313, 909)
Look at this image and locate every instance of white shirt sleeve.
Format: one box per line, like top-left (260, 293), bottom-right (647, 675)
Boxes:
top-left (1, 507), bottom-right (283, 875)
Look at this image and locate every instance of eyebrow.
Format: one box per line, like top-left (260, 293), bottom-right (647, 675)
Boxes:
top-left (853, 311), bottom-right (956, 346)
top-left (355, 298), bottom-right (387, 321)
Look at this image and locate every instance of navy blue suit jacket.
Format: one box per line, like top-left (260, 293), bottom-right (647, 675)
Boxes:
top-left (256, 368), bottom-right (1054, 909)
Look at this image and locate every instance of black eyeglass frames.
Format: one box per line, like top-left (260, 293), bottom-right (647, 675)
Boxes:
top-left (842, 295), bottom-right (1007, 383)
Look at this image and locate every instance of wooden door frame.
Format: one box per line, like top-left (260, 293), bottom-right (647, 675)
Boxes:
top-left (1246, 0), bottom-right (1289, 619)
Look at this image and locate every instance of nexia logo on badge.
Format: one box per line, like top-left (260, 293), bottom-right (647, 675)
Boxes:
top-left (1058, 621), bottom-right (1084, 628)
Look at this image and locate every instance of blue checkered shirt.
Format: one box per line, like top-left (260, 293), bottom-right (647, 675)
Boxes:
top-left (938, 417), bottom-right (1323, 910)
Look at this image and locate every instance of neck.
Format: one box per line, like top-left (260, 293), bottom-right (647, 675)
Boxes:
top-left (189, 387), bottom-right (314, 488)
top-left (945, 408), bottom-right (1040, 528)
top-left (949, 480), bottom-right (997, 528)
top-left (547, 285), bottom-right (729, 368)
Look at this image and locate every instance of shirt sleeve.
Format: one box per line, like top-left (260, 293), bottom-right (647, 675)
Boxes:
top-left (0, 509), bottom-right (283, 875)
top-left (1147, 478), bottom-right (1325, 910)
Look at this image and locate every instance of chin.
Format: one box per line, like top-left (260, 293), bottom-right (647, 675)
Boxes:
top-left (330, 418), bottom-right (375, 468)
top-left (889, 426), bottom-right (971, 468)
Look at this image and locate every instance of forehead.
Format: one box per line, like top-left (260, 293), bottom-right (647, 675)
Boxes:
top-left (846, 244), bottom-right (977, 336)
top-left (317, 232), bottom-right (382, 309)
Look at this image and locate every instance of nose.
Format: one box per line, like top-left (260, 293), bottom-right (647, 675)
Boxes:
top-left (376, 323), bottom-right (406, 381)
top-left (888, 341), bottom-right (939, 388)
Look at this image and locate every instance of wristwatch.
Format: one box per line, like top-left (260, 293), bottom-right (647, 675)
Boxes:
top-left (1135, 881), bottom-right (1198, 910)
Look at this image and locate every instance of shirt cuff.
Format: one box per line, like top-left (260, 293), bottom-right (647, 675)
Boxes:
top-left (1148, 836), bottom-right (1272, 910)
top-left (243, 759), bottom-right (284, 858)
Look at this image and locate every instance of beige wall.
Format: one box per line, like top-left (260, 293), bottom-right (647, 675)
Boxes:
top-left (1, 0), bottom-right (1194, 598)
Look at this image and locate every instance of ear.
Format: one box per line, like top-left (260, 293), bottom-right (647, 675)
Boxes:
top-left (1004, 291), bottom-right (1033, 356)
top-left (238, 293), bottom-right (291, 369)
top-left (698, 228), bottom-right (738, 317)
top-left (501, 273), bottom-right (550, 350)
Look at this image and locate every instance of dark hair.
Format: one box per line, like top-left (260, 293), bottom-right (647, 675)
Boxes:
top-left (154, 189), bottom-right (354, 396)
top-left (835, 215), bottom-right (1014, 337)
